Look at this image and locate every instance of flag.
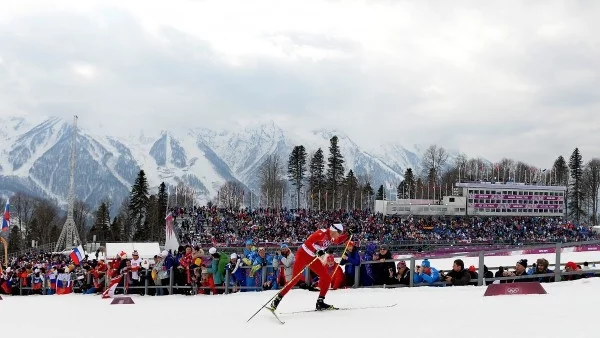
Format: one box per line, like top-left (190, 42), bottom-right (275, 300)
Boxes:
top-left (165, 212), bottom-right (174, 238)
top-left (69, 245), bottom-right (85, 265)
top-left (2, 199), bottom-right (9, 232)
top-left (56, 273), bottom-right (72, 295)
top-left (101, 274), bottom-right (123, 299)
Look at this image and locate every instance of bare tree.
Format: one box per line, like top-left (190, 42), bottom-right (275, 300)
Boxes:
top-left (11, 192), bottom-right (37, 247)
top-left (584, 159), bottom-right (600, 224)
top-left (421, 145), bottom-right (449, 185)
top-left (259, 154), bottom-right (286, 208)
top-left (217, 181), bottom-right (245, 210)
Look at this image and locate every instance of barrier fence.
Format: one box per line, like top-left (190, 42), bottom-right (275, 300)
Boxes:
top-left (5, 240), bottom-right (600, 296)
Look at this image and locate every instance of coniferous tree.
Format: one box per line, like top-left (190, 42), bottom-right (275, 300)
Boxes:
top-left (568, 148), bottom-right (585, 222)
top-left (584, 159), bottom-right (600, 224)
top-left (343, 170), bottom-right (359, 209)
top-left (157, 182), bottom-right (168, 240)
top-left (288, 145), bottom-right (308, 209)
top-left (110, 216), bottom-right (123, 242)
top-left (8, 226), bottom-right (22, 253)
top-left (376, 185), bottom-right (386, 200)
top-left (89, 201), bottom-right (111, 242)
top-left (128, 170), bottom-right (150, 240)
top-left (552, 155), bottom-right (569, 186)
top-left (326, 136), bottom-right (345, 208)
top-left (308, 148), bottom-right (326, 208)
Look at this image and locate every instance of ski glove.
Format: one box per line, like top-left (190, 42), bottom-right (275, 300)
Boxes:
top-left (316, 250), bottom-right (325, 257)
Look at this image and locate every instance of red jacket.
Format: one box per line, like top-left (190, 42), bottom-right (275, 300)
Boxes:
top-left (326, 263), bottom-right (346, 290)
top-left (301, 229), bottom-right (349, 257)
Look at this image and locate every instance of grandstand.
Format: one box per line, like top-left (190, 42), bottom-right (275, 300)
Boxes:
top-left (376, 182), bottom-right (567, 217)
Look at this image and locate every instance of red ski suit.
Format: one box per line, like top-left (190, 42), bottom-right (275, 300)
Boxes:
top-left (280, 228), bottom-right (348, 297)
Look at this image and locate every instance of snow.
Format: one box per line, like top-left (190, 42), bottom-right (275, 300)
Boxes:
top-left (3, 251), bottom-right (600, 338)
top-left (2, 278), bottom-right (599, 337)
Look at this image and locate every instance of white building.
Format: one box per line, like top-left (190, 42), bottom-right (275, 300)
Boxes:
top-left (375, 182), bottom-right (566, 217)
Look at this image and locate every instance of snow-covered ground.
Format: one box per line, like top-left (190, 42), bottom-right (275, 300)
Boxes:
top-left (2, 279), bottom-right (599, 338)
top-left (3, 251), bottom-right (600, 338)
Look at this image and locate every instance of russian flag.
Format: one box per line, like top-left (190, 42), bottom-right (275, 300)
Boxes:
top-left (69, 245), bottom-right (85, 265)
top-left (56, 273), bottom-right (72, 295)
top-left (1, 198), bottom-right (9, 232)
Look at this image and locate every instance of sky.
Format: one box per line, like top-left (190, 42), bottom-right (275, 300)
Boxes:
top-left (0, 0), bottom-right (599, 167)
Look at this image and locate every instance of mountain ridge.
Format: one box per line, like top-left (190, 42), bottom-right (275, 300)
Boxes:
top-left (0, 116), bottom-right (425, 212)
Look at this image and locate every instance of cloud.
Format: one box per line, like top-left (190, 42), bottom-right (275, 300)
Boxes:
top-left (0, 0), bottom-right (599, 167)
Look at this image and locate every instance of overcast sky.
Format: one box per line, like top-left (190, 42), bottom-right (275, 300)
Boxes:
top-left (0, 0), bottom-right (598, 167)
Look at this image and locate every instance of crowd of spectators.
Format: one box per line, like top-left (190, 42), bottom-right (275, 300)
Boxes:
top-left (167, 206), bottom-right (597, 247)
top-left (1, 206), bottom-right (597, 297)
top-left (2, 240), bottom-right (597, 297)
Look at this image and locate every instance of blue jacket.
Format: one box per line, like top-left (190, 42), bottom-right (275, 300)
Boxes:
top-left (340, 248), bottom-right (360, 277)
top-left (360, 243), bottom-right (377, 286)
top-left (414, 267), bottom-right (440, 285)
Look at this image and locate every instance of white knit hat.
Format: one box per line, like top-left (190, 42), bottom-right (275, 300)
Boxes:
top-left (330, 223), bottom-right (343, 233)
top-left (161, 250), bottom-right (168, 257)
top-left (230, 253), bottom-right (238, 259)
top-left (209, 247), bottom-right (217, 255)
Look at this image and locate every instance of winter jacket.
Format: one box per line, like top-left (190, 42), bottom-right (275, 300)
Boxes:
top-left (226, 259), bottom-right (246, 286)
top-left (445, 268), bottom-right (471, 286)
top-left (340, 247), bottom-right (361, 278)
top-left (414, 267), bottom-right (440, 285)
top-left (373, 250), bottom-right (396, 285)
top-left (273, 251), bottom-right (295, 283)
top-left (207, 253), bottom-right (229, 285)
top-left (391, 267), bottom-right (411, 286)
top-left (532, 268), bottom-right (554, 283)
top-left (360, 243), bottom-right (377, 286)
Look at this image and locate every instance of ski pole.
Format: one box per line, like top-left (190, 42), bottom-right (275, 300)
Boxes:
top-left (246, 255), bottom-right (320, 322)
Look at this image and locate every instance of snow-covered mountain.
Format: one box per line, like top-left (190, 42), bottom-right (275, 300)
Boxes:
top-left (0, 116), bottom-right (423, 212)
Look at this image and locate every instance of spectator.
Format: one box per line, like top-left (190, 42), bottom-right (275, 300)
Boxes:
top-left (442, 259), bottom-right (471, 286)
top-left (532, 258), bottom-right (553, 283)
top-left (483, 265), bottom-right (493, 285)
top-left (506, 259), bottom-right (532, 283)
top-left (207, 247), bottom-right (229, 294)
top-left (360, 243), bottom-right (377, 286)
top-left (273, 243), bottom-right (294, 287)
top-left (414, 259), bottom-right (440, 285)
top-left (374, 245), bottom-right (396, 285)
top-left (391, 260), bottom-right (411, 286)
top-left (340, 241), bottom-right (360, 287)
top-left (562, 261), bottom-right (581, 281)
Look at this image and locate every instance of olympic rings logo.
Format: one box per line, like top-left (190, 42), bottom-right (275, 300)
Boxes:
top-left (506, 288), bottom-right (520, 294)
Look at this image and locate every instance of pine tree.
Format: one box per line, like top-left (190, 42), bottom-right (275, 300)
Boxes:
top-left (343, 170), bottom-right (359, 209)
top-left (326, 136), bottom-right (345, 208)
top-left (568, 148), bottom-right (585, 222)
top-left (376, 185), bottom-right (385, 200)
top-left (110, 216), bottom-right (123, 241)
top-left (8, 226), bottom-right (22, 253)
top-left (288, 145), bottom-right (308, 209)
top-left (308, 148), bottom-right (326, 208)
top-left (157, 182), bottom-right (168, 241)
top-left (128, 170), bottom-right (149, 240)
top-left (552, 155), bottom-right (569, 185)
top-left (404, 168), bottom-right (416, 198)
top-left (89, 202), bottom-right (110, 242)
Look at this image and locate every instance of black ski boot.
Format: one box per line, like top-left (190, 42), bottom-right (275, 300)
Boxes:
top-left (268, 294), bottom-right (283, 311)
top-left (316, 296), bottom-right (336, 311)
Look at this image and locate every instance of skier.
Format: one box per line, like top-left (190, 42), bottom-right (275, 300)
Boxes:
top-left (268, 223), bottom-right (350, 311)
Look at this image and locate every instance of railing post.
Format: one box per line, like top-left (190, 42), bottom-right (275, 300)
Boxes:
top-left (225, 269), bottom-right (230, 295)
top-left (554, 242), bottom-right (562, 282)
top-left (144, 275), bottom-right (148, 296)
top-left (478, 251), bottom-right (484, 286)
top-left (409, 257), bottom-right (415, 287)
top-left (354, 263), bottom-right (360, 288)
top-left (304, 267), bottom-right (310, 284)
top-left (169, 267), bottom-right (174, 295)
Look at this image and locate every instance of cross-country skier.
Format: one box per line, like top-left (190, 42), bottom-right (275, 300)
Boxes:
top-left (268, 223), bottom-right (350, 311)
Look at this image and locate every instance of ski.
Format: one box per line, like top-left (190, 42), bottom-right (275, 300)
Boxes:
top-left (280, 303), bottom-right (397, 315)
top-left (265, 306), bottom-right (286, 324)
